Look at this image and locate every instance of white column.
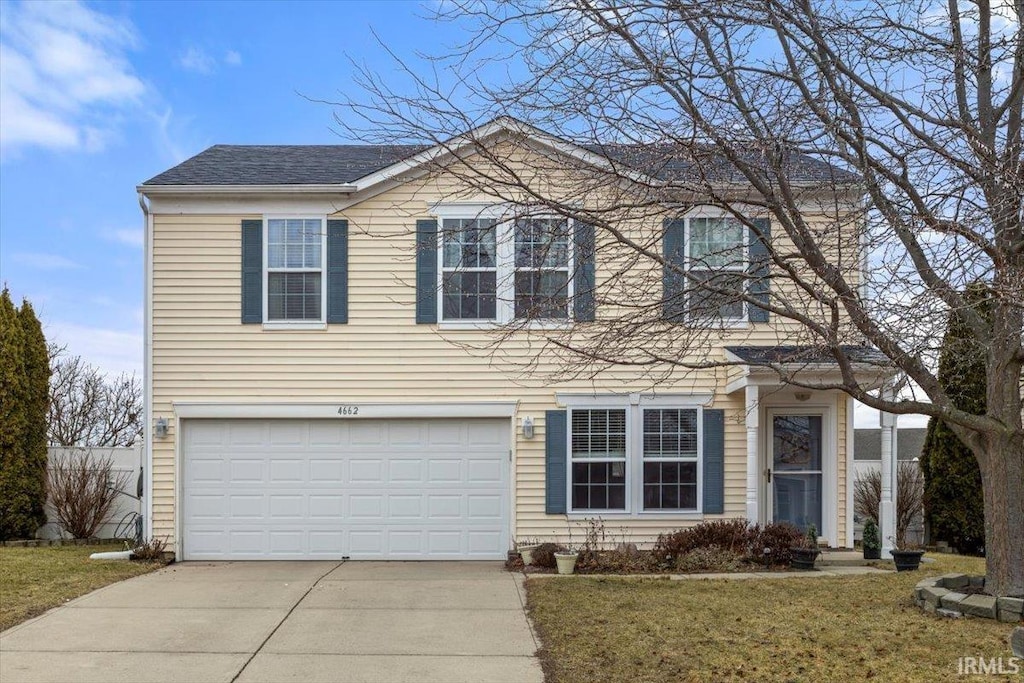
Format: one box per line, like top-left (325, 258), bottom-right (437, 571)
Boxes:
top-left (745, 385), bottom-right (760, 522)
top-left (879, 381), bottom-right (898, 559)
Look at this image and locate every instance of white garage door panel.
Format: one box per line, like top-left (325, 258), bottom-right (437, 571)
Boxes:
top-left (182, 418), bottom-right (510, 560)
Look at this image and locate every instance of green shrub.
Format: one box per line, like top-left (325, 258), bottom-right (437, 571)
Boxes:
top-left (862, 518), bottom-right (881, 553)
top-left (0, 290), bottom-right (49, 540)
top-left (919, 283), bottom-right (988, 556)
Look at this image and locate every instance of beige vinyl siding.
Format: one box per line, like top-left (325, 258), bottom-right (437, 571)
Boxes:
top-left (150, 149), bottom-right (857, 548)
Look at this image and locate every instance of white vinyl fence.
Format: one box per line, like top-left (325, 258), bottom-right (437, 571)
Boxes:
top-left (37, 445), bottom-right (143, 540)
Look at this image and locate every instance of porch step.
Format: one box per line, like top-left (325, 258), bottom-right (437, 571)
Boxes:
top-left (818, 550), bottom-right (893, 567)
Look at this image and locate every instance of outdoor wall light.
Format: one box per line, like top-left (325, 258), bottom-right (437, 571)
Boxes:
top-left (522, 416), bottom-right (535, 439)
top-left (794, 391), bottom-right (812, 402)
top-left (155, 417), bottom-right (169, 439)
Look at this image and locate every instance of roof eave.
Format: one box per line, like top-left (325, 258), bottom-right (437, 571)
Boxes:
top-left (137, 183), bottom-right (358, 196)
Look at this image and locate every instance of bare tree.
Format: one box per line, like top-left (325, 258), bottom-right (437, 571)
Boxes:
top-left (335, 0), bottom-right (1023, 595)
top-left (854, 462), bottom-right (925, 548)
top-left (46, 448), bottom-right (133, 539)
top-left (48, 349), bottom-right (142, 447)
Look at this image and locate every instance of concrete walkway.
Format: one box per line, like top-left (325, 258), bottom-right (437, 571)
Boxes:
top-left (0, 561), bottom-right (543, 683)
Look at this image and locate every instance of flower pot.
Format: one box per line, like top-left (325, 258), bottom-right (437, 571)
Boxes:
top-left (554, 552), bottom-right (578, 575)
top-left (789, 547), bottom-right (820, 570)
top-left (891, 549), bottom-right (925, 572)
top-left (518, 544), bottom-right (540, 566)
top-left (863, 547), bottom-right (881, 560)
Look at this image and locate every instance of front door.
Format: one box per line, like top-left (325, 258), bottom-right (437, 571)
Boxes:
top-left (768, 414), bottom-right (823, 534)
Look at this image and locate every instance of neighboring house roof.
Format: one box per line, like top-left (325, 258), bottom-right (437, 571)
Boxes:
top-left (854, 428), bottom-right (927, 461)
top-left (724, 345), bottom-right (891, 366)
top-left (141, 117), bottom-right (860, 188)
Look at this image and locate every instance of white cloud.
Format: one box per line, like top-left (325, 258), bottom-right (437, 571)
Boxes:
top-left (102, 227), bottom-right (144, 248)
top-left (13, 251), bottom-right (82, 270)
top-left (178, 46), bottom-right (242, 74)
top-left (0, 1), bottom-right (144, 157)
top-left (45, 320), bottom-right (142, 377)
top-left (178, 45), bottom-right (215, 74)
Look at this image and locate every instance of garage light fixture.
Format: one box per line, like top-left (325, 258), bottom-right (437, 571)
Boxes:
top-left (155, 417), bottom-right (169, 439)
top-left (522, 416), bottom-right (535, 439)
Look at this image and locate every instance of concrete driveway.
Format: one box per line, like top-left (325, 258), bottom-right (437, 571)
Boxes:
top-left (0, 561), bottom-right (543, 683)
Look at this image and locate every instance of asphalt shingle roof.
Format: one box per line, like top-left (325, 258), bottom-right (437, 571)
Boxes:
top-left (143, 144), bottom-right (427, 186)
top-left (142, 139), bottom-right (859, 187)
top-left (725, 345), bottom-right (891, 366)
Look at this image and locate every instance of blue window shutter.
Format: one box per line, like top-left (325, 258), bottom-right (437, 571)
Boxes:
top-left (545, 410), bottom-right (568, 514)
top-left (415, 219), bottom-right (438, 324)
top-left (748, 218), bottom-right (771, 323)
top-left (573, 222), bottom-right (596, 321)
top-left (241, 219), bottom-right (262, 324)
top-left (662, 218), bottom-right (687, 322)
top-left (702, 408), bottom-right (725, 514)
top-left (326, 219), bottom-right (348, 324)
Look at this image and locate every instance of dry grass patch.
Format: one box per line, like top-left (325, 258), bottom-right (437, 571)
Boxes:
top-left (0, 544), bottom-right (162, 631)
top-left (526, 555), bottom-right (1014, 682)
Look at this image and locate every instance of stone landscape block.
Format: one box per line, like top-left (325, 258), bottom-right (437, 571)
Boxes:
top-left (997, 597), bottom-right (1024, 624)
top-left (921, 586), bottom-right (950, 607)
top-left (940, 592), bottom-right (968, 609)
top-left (959, 594), bottom-right (998, 619)
top-left (938, 574), bottom-right (969, 589)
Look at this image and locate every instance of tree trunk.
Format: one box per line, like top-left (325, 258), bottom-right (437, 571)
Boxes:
top-left (980, 432), bottom-right (1024, 598)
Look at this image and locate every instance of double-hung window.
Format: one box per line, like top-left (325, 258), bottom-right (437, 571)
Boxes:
top-left (441, 219), bottom-right (498, 321)
top-left (437, 211), bottom-right (574, 324)
top-left (686, 217), bottom-right (747, 321)
top-left (266, 218), bottom-right (324, 322)
top-left (514, 218), bottom-right (570, 319)
top-left (642, 409), bottom-right (699, 510)
top-left (568, 403), bottom-right (703, 515)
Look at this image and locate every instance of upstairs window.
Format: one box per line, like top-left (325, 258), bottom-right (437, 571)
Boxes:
top-left (687, 217), bottom-right (747, 321)
top-left (266, 218), bottom-right (324, 322)
top-left (435, 212), bottom-right (576, 324)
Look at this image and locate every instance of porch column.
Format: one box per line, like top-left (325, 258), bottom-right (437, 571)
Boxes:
top-left (879, 381), bottom-right (898, 559)
top-left (745, 385), bottom-right (760, 522)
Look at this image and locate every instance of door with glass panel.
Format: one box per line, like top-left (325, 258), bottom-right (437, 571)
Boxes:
top-left (768, 414), bottom-right (823, 534)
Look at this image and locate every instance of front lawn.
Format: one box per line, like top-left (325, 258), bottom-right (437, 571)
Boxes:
top-left (527, 555), bottom-right (1014, 682)
top-left (0, 544), bottom-right (162, 632)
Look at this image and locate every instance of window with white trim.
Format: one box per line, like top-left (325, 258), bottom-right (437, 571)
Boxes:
top-left (436, 212), bottom-right (574, 323)
top-left (568, 404), bottom-right (703, 514)
top-left (642, 408), bottom-right (699, 510)
top-left (514, 218), bottom-right (570, 319)
top-left (687, 217), bottom-right (747, 321)
top-left (266, 218), bottom-right (324, 322)
top-left (441, 218), bottom-right (498, 320)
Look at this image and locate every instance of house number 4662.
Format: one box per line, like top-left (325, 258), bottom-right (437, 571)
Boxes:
top-left (337, 406), bottom-right (359, 416)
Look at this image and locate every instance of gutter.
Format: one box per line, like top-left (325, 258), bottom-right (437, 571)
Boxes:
top-left (137, 191), bottom-right (153, 542)
top-left (136, 183), bottom-right (357, 196)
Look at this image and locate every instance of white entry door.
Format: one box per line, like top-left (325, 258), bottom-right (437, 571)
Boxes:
top-left (181, 418), bottom-right (510, 560)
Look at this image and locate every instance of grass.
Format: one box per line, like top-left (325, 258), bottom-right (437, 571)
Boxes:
top-left (526, 554), bottom-right (1017, 683)
top-left (0, 544), bottom-right (162, 632)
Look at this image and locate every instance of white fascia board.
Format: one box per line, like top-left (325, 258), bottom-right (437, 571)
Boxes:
top-left (172, 401), bottom-right (519, 420)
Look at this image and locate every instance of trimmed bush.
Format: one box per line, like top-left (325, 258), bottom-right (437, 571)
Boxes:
top-left (530, 542), bottom-right (564, 568)
top-left (653, 519), bottom-right (803, 568)
top-left (674, 547), bottom-right (746, 573)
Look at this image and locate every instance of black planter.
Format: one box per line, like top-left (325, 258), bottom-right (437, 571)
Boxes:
top-left (891, 549), bottom-right (925, 572)
top-left (789, 547), bottom-right (820, 570)
top-left (863, 547), bottom-right (881, 560)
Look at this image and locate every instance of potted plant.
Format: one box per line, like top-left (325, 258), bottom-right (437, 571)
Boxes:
top-left (889, 536), bottom-right (925, 572)
top-left (554, 546), bottom-right (579, 575)
top-left (789, 524), bottom-right (821, 570)
top-left (517, 538), bottom-right (541, 566)
top-left (862, 518), bottom-right (881, 560)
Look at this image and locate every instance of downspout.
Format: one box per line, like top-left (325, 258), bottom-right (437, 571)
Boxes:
top-left (137, 190), bottom-right (154, 542)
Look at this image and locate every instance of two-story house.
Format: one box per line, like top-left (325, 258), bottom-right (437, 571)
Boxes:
top-left (138, 118), bottom-right (894, 561)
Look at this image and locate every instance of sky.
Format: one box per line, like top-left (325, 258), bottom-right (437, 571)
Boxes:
top-left (0, 0), bottom-right (925, 429)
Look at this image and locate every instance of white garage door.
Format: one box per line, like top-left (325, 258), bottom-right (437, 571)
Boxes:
top-left (181, 418), bottom-right (510, 560)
